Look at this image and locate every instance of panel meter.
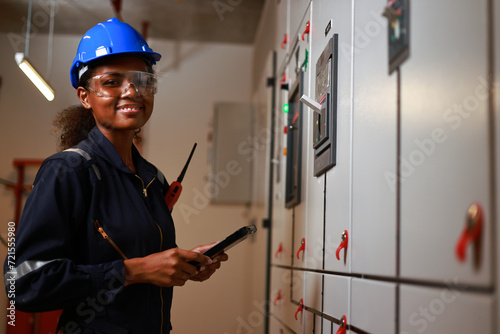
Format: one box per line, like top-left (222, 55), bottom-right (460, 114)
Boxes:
top-left (383, 0), bottom-right (410, 74)
top-left (285, 72), bottom-right (304, 208)
top-left (311, 35), bottom-right (338, 177)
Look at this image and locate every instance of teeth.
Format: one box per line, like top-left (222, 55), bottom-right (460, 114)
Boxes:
top-left (118, 107), bottom-right (141, 111)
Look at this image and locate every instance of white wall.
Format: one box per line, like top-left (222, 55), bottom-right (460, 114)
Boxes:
top-left (0, 32), bottom-right (266, 334)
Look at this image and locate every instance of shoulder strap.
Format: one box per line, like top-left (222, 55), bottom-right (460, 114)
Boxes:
top-left (156, 168), bottom-right (166, 186)
top-left (64, 147), bottom-right (103, 234)
top-left (64, 148), bottom-right (101, 180)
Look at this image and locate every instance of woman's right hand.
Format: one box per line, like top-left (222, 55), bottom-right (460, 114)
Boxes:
top-left (123, 248), bottom-right (212, 287)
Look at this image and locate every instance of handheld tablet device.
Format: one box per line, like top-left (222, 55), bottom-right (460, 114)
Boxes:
top-left (189, 224), bottom-right (257, 267)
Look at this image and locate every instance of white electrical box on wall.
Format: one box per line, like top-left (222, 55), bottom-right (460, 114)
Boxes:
top-left (210, 102), bottom-right (253, 204)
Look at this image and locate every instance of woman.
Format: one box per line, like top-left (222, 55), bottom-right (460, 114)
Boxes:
top-left (4, 18), bottom-right (227, 333)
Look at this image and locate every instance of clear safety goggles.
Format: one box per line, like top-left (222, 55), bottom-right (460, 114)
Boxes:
top-left (88, 71), bottom-right (157, 97)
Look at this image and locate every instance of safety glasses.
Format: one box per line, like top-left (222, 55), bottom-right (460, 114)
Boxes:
top-left (88, 71), bottom-right (157, 97)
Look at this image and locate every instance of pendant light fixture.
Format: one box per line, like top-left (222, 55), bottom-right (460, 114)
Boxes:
top-left (15, 0), bottom-right (55, 101)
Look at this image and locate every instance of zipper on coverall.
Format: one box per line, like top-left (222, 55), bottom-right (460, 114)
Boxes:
top-left (94, 175), bottom-right (165, 333)
top-left (135, 175), bottom-right (165, 334)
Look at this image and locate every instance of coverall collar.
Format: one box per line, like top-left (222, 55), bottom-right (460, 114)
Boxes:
top-left (86, 126), bottom-right (157, 180)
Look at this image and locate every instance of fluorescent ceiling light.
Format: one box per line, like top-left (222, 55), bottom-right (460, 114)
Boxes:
top-left (15, 52), bottom-right (55, 102)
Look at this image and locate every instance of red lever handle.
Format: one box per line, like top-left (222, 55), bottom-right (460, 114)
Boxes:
top-left (302, 21), bottom-right (310, 41)
top-left (335, 315), bottom-right (347, 334)
top-left (296, 237), bottom-right (306, 259)
top-left (455, 203), bottom-right (483, 262)
top-left (281, 34), bottom-right (288, 49)
top-left (336, 230), bottom-right (349, 260)
top-left (281, 72), bottom-right (287, 83)
top-left (383, 0), bottom-right (403, 19)
top-left (294, 298), bottom-right (304, 320)
top-left (275, 242), bottom-right (284, 258)
top-left (273, 289), bottom-right (283, 306)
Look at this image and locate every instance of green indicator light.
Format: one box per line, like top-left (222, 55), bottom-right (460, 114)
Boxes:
top-left (283, 104), bottom-right (289, 113)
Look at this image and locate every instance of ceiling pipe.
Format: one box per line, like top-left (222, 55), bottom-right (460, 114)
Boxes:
top-left (142, 21), bottom-right (150, 40)
top-left (110, 0), bottom-right (123, 21)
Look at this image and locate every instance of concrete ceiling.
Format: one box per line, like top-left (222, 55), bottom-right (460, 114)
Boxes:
top-left (0, 0), bottom-right (266, 44)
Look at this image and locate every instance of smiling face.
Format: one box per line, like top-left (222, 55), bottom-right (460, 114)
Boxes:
top-left (77, 56), bottom-right (155, 138)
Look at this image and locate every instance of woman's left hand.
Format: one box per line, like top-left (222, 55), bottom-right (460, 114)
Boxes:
top-left (189, 242), bottom-right (229, 282)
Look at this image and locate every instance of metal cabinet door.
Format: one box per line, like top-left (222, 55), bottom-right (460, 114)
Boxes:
top-left (288, 6), bottom-right (316, 271)
top-left (272, 191), bottom-right (293, 267)
top-left (290, 0), bottom-right (311, 40)
top-left (351, 279), bottom-right (396, 334)
top-left (270, 266), bottom-right (289, 324)
top-left (301, 5), bottom-right (328, 272)
top-left (270, 266), bottom-right (305, 334)
top-left (277, 0), bottom-right (290, 70)
top-left (269, 315), bottom-right (297, 334)
top-left (400, 0), bottom-right (492, 287)
top-left (289, 270), bottom-right (307, 333)
top-left (351, 0), bottom-right (398, 278)
top-left (312, 0), bottom-right (353, 274)
top-left (399, 285), bottom-right (493, 334)
top-left (274, 84), bottom-right (295, 268)
top-left (303, 311), bottom-right (323, 334)
top-left (303, 272), bottom-right (323, 333)
top-left (323, 275), bottom-right (350, 332)
top-left (269, 55), bottom-right (293, 268)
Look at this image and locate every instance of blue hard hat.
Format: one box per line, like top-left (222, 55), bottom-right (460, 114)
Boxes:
top-left (70, 18), bottom-right (162, 89)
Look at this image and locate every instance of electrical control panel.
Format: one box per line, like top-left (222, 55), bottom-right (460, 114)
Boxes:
top-left (313, 35), bottom-right (338, 177)
top-left (384, 0), bottom-right (410, 74)
top-left (285, 72), bottom-right (304, 208)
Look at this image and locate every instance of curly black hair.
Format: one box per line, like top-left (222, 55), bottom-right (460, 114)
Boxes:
top-left (52, 105), bottom-right (95, 151)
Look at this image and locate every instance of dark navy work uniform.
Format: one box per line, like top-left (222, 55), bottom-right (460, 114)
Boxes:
top-left (4, 126), bottom-right (176, 333)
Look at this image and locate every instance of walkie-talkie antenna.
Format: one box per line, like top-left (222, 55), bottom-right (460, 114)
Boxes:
top-left (177, 143), bottom-right (197, 183)
top-left (165, 143), bottom-right (197, 211)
